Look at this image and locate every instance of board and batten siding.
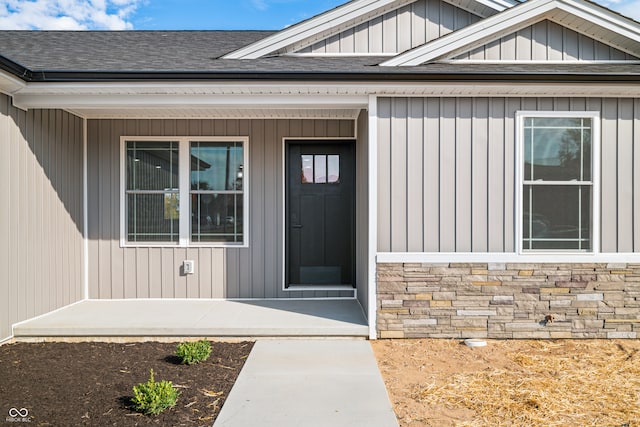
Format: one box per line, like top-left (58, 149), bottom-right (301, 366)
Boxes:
top-left (0, 94), bottom-right (84, 341)
top-left (455, 20), bottom-right (638, 61)
top-left (377, 97), bottom-right (640, 253)
top-left (297, 0), bottom-right (482, 54)
top-left (87, 118), bottom-right (356, 300)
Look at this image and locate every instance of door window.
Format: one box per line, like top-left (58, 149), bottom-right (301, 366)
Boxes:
top-left (300, 154), bottom-right (340, 184)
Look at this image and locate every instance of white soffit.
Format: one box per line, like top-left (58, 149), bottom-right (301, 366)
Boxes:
top-left (12, 82), bottom-right (640, 115)
top-left (381, 0), bottom-right (640, 66)
top-left (223, 0), bottom-right (517, 59)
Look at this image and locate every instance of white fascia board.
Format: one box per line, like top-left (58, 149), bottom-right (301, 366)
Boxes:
top-left (12, 82), bottom-right (640, 112)
top-left (382, 0), bottom-right (558, 66)
top-left (224, 0), bottom-right (413, 59)
top-left (382, 0), bottom-right (640, 66)
top-left (13, 93), bottom-right (369, 110)
top-left (474, 0), bottom-right (517, 11)
top-left (559, 0), bottom-right (640, 39)
top-left (0, 70), bottom-right (26, 96)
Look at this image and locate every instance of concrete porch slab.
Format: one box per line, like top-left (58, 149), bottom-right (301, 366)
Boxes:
top-left (12, 299), bottom-right (369, 338)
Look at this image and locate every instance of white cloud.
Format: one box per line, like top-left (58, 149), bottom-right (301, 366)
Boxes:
top-left (0, 0), bottom-right (144, 30)
top-left (250, 0), bottom-right (268, 11)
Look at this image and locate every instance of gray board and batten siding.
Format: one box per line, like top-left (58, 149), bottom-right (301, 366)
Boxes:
top-left (296, 0), bottom-right (483, 54)
top-left (454, 20), bottom-right (638, 61)
top-left (377, 97), bottom-right (640, 254)
top-left (0, 93), bottom-right (84, 341)
top-left (87, 118), bottom-right (360, 301)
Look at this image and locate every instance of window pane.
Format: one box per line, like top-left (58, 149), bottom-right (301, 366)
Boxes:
top-left (314, 155), bottom-right (327, 183)
top-left (530, 128), bottom-right (582, 180)
top-left (523, 185), bottom-right (591, 250)
top-left (127, 193), bottom-right (179, 242)
top-left (301, 155), bottom-right (313, 183)
top-left (327, 155), bottom-right (340, 183)
top-left (582, 126), bottom-right (592, 181)
top-left (529, 117), bottom-right (583, 128)
top-left (127, 141), bottom-right (179, 190)
top-left (191, 141), bottom-right (243, 191)
top-left (191, 193), bottom-right (243, 242)
top-left (523, 118), bottom-right (591, 181)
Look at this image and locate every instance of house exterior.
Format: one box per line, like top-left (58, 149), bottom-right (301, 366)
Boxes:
top-left (2, 0), bottom-right (640, 342)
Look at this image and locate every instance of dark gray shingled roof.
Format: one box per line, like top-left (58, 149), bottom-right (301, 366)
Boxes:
top-left (0, 30), bottom-right (639, 81)
top-left (0, 30), bottom-right (274, 71)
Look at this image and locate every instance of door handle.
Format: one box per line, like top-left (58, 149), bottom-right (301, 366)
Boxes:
top-left (292, 224), bottom-right (303, 229)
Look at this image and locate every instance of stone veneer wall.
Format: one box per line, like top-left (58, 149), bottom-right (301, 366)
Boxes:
top-left (377, 262), bottom-right (640, 339)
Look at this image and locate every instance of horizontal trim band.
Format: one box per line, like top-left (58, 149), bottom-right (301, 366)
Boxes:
top-left (376, 252), bottom-right (640, 263)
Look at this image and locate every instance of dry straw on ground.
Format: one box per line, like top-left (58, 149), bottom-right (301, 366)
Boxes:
top-left (373, 339), bottom-right (640, 426)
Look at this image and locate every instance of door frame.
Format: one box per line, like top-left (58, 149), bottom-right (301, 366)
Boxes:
top-left (281, 137), bottom-right (357, 292)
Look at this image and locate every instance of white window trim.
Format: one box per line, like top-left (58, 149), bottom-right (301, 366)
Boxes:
top-left (515, 111), bottom-right (601, 255)
top-left (120, 136), bottom-right (249, 248)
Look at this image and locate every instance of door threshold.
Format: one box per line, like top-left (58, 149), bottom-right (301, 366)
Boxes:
top-left (285, 285), bottom-right (355, 292)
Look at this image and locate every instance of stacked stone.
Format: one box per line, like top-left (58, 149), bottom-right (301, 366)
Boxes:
top-left (377, 262), bottom-right (640, 339)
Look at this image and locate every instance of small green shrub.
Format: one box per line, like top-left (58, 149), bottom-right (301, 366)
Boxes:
top-left (131, 369), bottom-right (179, 415)
top-left (175, 340), bottom-right (212, 365)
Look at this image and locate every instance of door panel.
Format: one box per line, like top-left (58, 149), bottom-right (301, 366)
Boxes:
top-left (286, 142), bottom-right (355, 287)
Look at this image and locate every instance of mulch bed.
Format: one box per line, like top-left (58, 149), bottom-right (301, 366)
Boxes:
top-left (0, 340), bottom-right (253, 426)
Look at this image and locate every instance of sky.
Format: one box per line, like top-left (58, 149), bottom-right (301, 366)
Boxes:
top-left (0, 0), bottom-right (638, 31)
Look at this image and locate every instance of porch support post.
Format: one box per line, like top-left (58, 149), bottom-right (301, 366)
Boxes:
top-left (82, 116), bottom-right (89, 301)
top-left (367, 95), bottom-right (378, 340)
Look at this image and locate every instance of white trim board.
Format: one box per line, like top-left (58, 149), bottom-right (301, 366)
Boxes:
top-left (82, 118), bottom-right (89, 300)
top-left (367, 95), bottom-right (378, 340)
top-left (382, 0), bottom-right (640, 66)
top-left (377, 252), bottom-right (640, 263)
top-left (14, 84), bottom-right (640, 115)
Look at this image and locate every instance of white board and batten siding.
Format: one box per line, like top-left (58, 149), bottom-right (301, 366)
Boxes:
top-left (297, 0), bottom-right (482, 54)
top-left (377, 97), bottom-right (640, 254)
top-left (0, 93), bottom-right (84, 341)
top-left (455, 20), bottom-right (638, 61)
top-left (87, 118), bottom-right (357, 301)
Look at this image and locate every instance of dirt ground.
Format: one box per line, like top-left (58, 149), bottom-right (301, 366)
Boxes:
top-left (3, 339), bottom-right (639, 427)
top-left (372, 339), bottom-right (640, 427)
top-left (0, 341), bottom-right (252, 426)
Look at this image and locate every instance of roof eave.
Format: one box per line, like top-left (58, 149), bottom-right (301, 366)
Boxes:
top-left (14, 70), bottom-right (640, 83)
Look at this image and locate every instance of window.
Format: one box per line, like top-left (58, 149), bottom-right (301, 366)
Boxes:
top-left (191, 141), bottom-right (244, 243)
top-left (518, 113), bottom-right (599, 252)
top-left (122, 137), bottom-right (248, 247)
top-left (126, 141), bottom-right (180, 242)
top-left (301, 154), bottom-right (340, 184)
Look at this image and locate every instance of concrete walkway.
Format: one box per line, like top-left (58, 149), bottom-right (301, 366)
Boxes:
top-left (214, 340), bottom-right (399, 427)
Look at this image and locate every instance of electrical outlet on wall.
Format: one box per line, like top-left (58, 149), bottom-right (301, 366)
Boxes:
top-left (183, 260), bottom-right (195, 274)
